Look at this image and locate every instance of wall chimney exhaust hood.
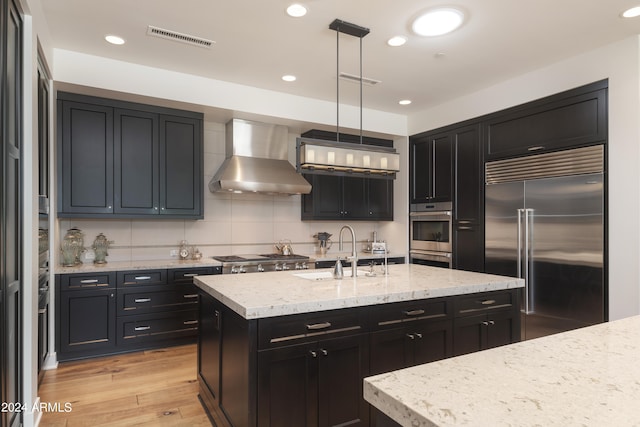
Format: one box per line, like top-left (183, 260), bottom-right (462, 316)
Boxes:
top-left (209, 119), bottom-right (312, 195)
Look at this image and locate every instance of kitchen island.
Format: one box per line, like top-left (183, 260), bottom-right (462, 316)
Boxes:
top-left (364, 315), bottom-right (640, 427)
top-left (193, 264), bottom-right (523, 426)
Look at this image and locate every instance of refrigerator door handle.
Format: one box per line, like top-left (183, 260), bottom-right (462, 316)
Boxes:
top-left (524, 208), bottom-right (534, 314)
top-left (517, 208), bottom-right (523, 280)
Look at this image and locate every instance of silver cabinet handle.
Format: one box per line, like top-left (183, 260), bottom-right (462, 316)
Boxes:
top-left (403, 309), bottom-right (425, 317)
top-left (309, 350), bottom-right (318, 358)
top-left (183, 320), bottom-right (198, 325)
top-left (134, 298), bottom-right (151, 303)
top-left (488, 320), bottom-right (495, 325)
top-left (80, 279), bottom-right (98, 284)
top-left (321, 349), bottom-right (328, 356)
top-left (306, 322), bottom-right (332, 330)
top-left (184, 273), bottom-right (198, 277)
top-left (134, 276), bottom-right (151, 280)
top-left (183, 294), bottom-right (198, 299)
top-left (406, 333), bottom-right (415, 340)
top-left (482, 321), bottom-right (489, 326)
top-left (134, 326), bottom-right (151, 331)
top-left (480, 299), bottom-right (496, 305)
top-left (527, 146), bottom-right (545, 151)
top-left (414, 333), bottom-right (423, 339)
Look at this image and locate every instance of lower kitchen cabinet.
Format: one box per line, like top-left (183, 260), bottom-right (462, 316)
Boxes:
top-left (257, 334), bottom-right (370, 427)
top-left (57, 266), bottom-right (219, 361)
top-left (452, 290), bottom-right (520, 356)
top-left (197, 288), bottom-right (519, 427)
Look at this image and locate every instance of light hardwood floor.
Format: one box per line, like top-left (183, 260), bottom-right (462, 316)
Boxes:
top-left (38, 344), bottom-right (211, 426)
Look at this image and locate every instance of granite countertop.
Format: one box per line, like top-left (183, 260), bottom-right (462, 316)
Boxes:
top-left (193, 264), bottom-right (523, 319)
top-left (55, 258), bottom-right (222, 274)
top-left (364, 315), bottom-right (640, 427)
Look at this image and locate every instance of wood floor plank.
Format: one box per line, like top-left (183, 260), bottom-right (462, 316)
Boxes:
top-left (39, 344), bottom-right (210, 427)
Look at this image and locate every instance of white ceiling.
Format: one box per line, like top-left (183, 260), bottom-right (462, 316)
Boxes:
top-left (41, 0), bottom-right (640, 116)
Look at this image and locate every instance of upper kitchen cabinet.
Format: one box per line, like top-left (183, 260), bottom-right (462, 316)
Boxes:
top-left (485, 80), bottom-right (607, 160)
top-left (57, 92), bottom-right (203, 219)
top-left (409, 133), bottom-right (452, 205)
top-left (300, 130), bottom-right (394, 221)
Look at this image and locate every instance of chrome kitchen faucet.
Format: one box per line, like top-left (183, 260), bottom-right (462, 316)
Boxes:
top-left (339, 225), bottom-right (358, 278)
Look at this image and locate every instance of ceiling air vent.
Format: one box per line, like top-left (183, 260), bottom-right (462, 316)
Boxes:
top-left (147, 25), bottom-right (214, 49)
top-left (339, 72), bottom-right (381, 86)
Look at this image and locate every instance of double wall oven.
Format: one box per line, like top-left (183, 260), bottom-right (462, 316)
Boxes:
top-left (409, 201), bottom-right (452, 268)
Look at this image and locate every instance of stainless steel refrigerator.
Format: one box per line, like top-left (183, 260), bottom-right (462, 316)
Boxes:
top-left (485, 145), bottom-right (606, 340)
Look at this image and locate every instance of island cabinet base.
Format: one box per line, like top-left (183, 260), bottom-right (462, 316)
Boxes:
top-left (197, 288), bottom-right (520, 427)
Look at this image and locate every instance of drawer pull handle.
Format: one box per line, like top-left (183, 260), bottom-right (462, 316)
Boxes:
top-left (183, 320), bottom-right (198, 325)
top-left (134, 276), bottom-right (152, 281)
top-left (80, 279), bottom-right (99, 284)
top-left (527, 145), bottom-right (545, 151)
top-left (134, 326), bottom-right (151, 331)
top-left (310, 350), bottom-right (318, 358)
top-left (134, 298), bottom-right (151, 303)
top-left (184, 273), bottom-right (199, 277)
top-left (480, 299), bottom-right (496, 305)
top-left (403, 309), bottom-right (425, 317)
top-left (183, 294), bottom-right (198, 299)
top-left (306, 322), bottom-right (332, 330)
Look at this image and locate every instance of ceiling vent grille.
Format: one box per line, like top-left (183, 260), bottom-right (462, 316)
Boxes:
top-left (147, 25), bottom-right (214, 48)
top-left (339, 72), bottom-right (381, 86)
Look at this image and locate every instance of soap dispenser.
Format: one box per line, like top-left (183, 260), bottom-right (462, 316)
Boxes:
top-left (333, 257), bottom-right (344, 279)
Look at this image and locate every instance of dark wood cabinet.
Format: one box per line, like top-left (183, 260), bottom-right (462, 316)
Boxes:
top-left (57, 266), bottom-right (219, 361)
top-left (452, 123), bottom-right (484, 272)
top-left (302, 174), bottom-right (393, 221)
top-left (452, 290), bottom-right (520, 356)
top-left (59, 100), bottom-right (114, 214)
top-left (257, 334), bottom-right (370, 427)
top-left (409, 134), bottom-right (452, 204)
top-left (485, 80), bottom-right (607, 160)
top-left (56, 273), bottom-right (117, 360)
top-left (57, 92), bottom-right (204, 219)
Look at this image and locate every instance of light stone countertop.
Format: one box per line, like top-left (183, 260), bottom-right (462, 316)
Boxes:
top-left (364, 315), bottom-right (640, 427)
top-left (193, 264), bottom-right (523, 319)
top-left (54, 258), bottom-right (222, 274)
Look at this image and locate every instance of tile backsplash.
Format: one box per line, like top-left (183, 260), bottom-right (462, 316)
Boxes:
top-left (55, 119), bottom-right (406, 266)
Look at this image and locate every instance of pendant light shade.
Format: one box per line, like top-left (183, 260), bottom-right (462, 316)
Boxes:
top-left (296, 19), bottom-right (399, 179)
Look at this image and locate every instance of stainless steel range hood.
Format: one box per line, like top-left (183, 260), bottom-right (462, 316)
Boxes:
top-left (209, 119), bottom-right (312, 195)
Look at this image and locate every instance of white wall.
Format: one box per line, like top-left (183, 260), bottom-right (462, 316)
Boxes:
top-left (408, 36), bottom-right (640, 321)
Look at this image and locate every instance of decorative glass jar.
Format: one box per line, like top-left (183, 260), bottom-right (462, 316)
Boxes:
top-left (92, 233), bottom-right (113, 265)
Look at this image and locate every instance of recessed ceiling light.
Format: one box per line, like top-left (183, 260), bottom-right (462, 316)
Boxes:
top-left (286, 4), bottom-right (307, 17)
top-left (105, 34), bottom-right (125, 45)
top-left (399, 99), bottom-right (412, 105)
top-left (412, 8), bottom-right (465, 36)
top-left (282, 75), bottom-right (297, 82)
top-left (622, 6), bottom-right (640, 18)
top-left (387, 36), bottom-right (407, 47)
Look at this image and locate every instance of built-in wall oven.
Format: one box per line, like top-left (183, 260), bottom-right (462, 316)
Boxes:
top-left (409, 201), bottom-right (452, 268)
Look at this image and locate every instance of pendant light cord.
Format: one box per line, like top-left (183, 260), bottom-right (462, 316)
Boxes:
top-left (336, 29), bottom-right (340, 144)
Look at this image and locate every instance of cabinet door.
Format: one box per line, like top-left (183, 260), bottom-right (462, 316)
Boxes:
top-left (257, 342), bottom-right (317, 427)
top-left (114, 109), bottom-right (159, 214)
top-left (411, 318), bottom-right (453, 365)
top-left (342, 176), bottom-right (368, 219)
top-left (368, 179), bottom-right (393, 220)
top-left (318, 334), bottom-right (370, 427)
top-left (410, 139), bottom-right (430, 203)
top-left (199, 294), bottom-right (222, 403)
top-left (453, 124), bottom-right (482, 222)
top-left (304, 174), bottom-right (343, 219)
top-left (432, 134), bottom-right (452, 202)
top-left (159, 115), bottom-right (202, 217)
top-left (452, 314), bottom-right (486, 357)
top-left (370, 328), bottom-right (412, 376)
top-left (58, 288), bottom-right (116, 358)
top-left (59, 100), bottom-right (114, 214)
top-left (453, 224), bottom-right (484, 272)
top-left (485, 309), bottom-right (519, 349)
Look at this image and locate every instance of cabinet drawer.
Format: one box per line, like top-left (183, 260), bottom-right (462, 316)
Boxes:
top-left (59, 272), bottom-right (115, 291)
top-left (454, 290), bottom-right (517, 317)
top-left (117, 309), bottom-right (198, 344)
top-left (117, 286), bottom-right (199, 315)
top-left (370, 297), bottom-right (451, 330)
top-left (117, 269), bottom-right (166, 287)
top-left (169, 267), bottom-right (218, 284)
top-left (258, 308), bottom-right (368, 350)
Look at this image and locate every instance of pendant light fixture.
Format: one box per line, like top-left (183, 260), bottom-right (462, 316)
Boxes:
top-left (296, 19), bottom-right (400, 179)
